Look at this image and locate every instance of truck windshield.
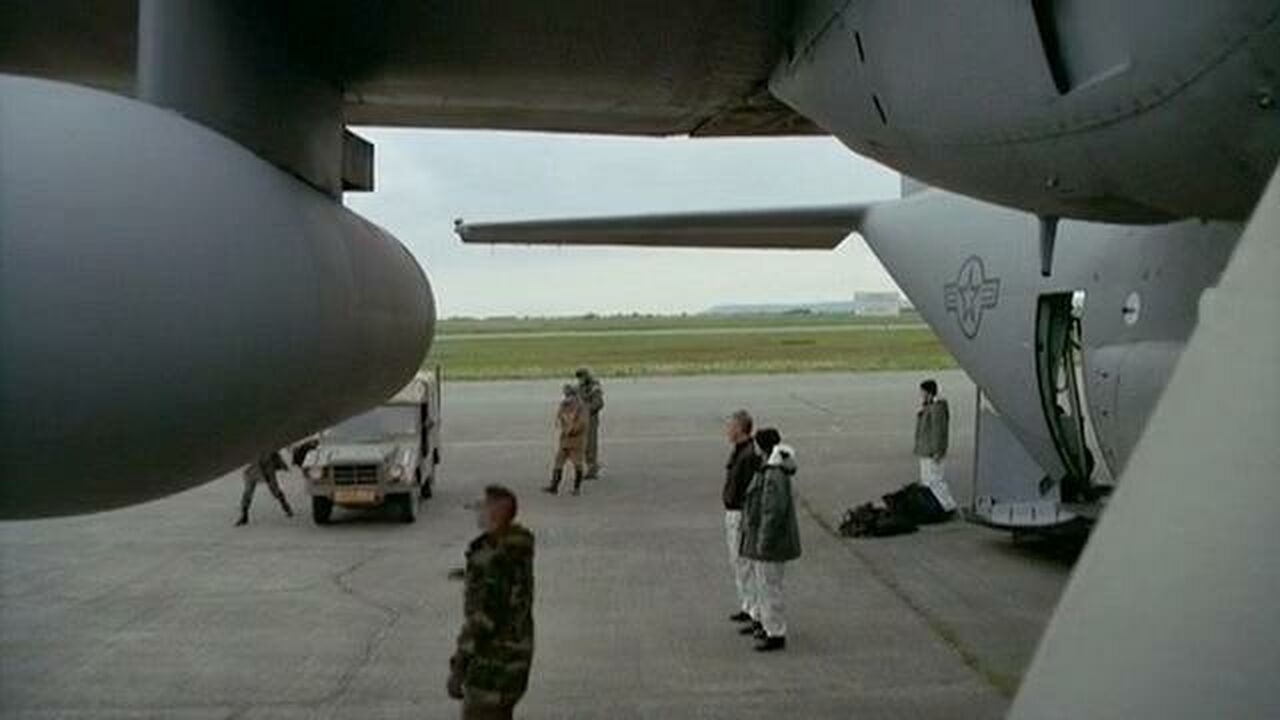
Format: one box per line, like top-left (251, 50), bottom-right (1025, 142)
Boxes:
top-left (325, 406), bottom-right (419, 443)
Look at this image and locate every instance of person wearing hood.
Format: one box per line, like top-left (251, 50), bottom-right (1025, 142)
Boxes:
top-left (448, 485), bottom-right (535, 720)
top-left (738, 428), bottom-right (801, 652)
top-left (545, 384), bottom-right (588, 496)
top-left (913, 378), bottom-right (957, 512)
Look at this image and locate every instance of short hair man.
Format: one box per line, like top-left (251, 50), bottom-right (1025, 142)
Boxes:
top-left (448, 485), bottom-right (535, 720)
top-left (545, 384), bottom-right (588, 495)
top-left (574, 368), bottom-right (605, 479)
top-left (913, 379), bottom-right (957, 512)
top-left (723, 410), bottom-right (760, 629)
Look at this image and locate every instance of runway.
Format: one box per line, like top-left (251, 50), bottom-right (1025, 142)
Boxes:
top-left (0, 370), bottom-right (1073, 719)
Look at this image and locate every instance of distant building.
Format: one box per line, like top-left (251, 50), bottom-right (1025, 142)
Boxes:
top-left (853, 291), bottom-right (902, 316)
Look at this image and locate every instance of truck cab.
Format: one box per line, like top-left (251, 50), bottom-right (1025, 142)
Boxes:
top-left (302, 371), bottom-right (441, 524)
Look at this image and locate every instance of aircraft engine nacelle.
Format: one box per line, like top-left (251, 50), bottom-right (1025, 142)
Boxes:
top-left (0, 75), bottom-right (435, 518)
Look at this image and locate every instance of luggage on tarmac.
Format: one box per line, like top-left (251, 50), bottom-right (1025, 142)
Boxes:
top-left (839, 479), bottom-right (958, 539)
top-left (882, 483), bottom-right (954, 525)
top-left (838, 502), bottom-right (918, 538)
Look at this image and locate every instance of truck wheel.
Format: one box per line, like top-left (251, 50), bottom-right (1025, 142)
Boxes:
top-left (311, 496), bottom-right (333, 525)
top-left (394, 493), bottom-right (417, 523)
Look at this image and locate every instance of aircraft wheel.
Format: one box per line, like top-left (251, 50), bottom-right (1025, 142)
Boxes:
top-left (311, 496), bottom-right (333, 525)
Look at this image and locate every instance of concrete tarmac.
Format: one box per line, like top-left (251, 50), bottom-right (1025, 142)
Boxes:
top-left (0, 370), bottom-right (1074, 719)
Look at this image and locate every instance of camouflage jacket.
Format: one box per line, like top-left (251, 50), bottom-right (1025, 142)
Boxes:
top-left (556, 398), bottom-right (588, 451)
top-left (244, 451), bottom-right (287, 482)
top-left (450, 523), bottom-right (535, 706)
top-left (579, 380), bottom-right (605, 416)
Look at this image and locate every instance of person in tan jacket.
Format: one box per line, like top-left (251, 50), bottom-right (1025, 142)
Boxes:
top-left (544, 384), bottom-right (588, 496)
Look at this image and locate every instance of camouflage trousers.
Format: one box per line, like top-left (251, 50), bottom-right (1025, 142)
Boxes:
top-left (585, 416), bottom-right (600, 474)
top-left (240, 474), bottom-right (288, 514)
top-left (552, 447), bottom-right (585, 476)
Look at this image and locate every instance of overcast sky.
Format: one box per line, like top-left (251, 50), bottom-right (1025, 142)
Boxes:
top-left (345, 128), bottom-right (902, 318)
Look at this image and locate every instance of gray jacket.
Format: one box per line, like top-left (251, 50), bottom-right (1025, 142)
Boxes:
top-left (913, 399), bottom-right (949, 458)
top-left (739, 445), bottom-right (802, 563)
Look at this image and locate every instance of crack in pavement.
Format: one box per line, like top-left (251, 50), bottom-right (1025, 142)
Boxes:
top-left (313, 552), bottom-right (447, 713)
top-left (797, 492), bottom-right (1020, 699)
top-left (788, 392), bottom-right (842, 418)
top-left (316, 552), bottom-right (403, 710)
top-left (216, 550), bottom-right (455, 718)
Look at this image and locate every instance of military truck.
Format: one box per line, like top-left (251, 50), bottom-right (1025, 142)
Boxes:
top-left (302, 371), bottom-right (441, 524)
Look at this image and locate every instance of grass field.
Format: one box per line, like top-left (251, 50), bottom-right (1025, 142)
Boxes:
top-left (428, 313), bottom-right (956, 381)
top-left (439, 312), bottom-right (926, 336)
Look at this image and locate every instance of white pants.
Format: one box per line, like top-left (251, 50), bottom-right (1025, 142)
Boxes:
top-left (724, 511), bottom-right (755, 615)
top-left (753, 561), bottom-right (786, 638)
top-left (919, 457), bottom-right (958, 512)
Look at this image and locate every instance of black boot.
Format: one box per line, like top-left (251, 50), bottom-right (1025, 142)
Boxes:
top-left (729, 611), bottom-right (752, 623)
top-left (571, 468), bottom-right (582, 496)
top-left (280, 499), bottom-right (294, 518)
top-left (754, 636), bottom-right (787, 652)
top-left (739, 621), bottom-right (762, 636)
top-left (543, 470), bottom-right (562, 494)
top-left (235, 512), bottom-right (248, 527)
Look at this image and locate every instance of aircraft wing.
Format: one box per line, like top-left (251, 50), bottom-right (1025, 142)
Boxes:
top-left (454, 205), bottom-right (870, 250)
top-left (0, 0), bottom-right (821, 138)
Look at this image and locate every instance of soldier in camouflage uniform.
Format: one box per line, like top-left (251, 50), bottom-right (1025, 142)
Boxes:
top-left (575, 367), bottom-right (605, 479)
top-left (448, 485), bottom-right (535, 720)
top-left (236, 450), bottom-right (293, 526)
top-left (545, 384), bottom-right (588, 496)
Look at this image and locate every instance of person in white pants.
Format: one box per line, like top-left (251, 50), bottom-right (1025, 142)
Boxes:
top-left (722, 410), bottom-right (760, 627)
top-left (739, 428), bottom-right (801, 652)
top-left (913, 378), bottom-right (956, 512)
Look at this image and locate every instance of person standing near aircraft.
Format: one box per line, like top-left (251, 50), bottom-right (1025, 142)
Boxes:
top-left (739, 428), bottom-right (801, 652)
top-left (236, 450), bottom-right (293, 526)
top-left (448, 485), bottom-right (535, 720)
top-left (913, 379), bottom-right (957, 513)
top-left (723, 410), bottom-right (760, 628)
top-left (575, 368), bottom-right (605, 479)
top-left (545, 384), bottom-right (588, 496)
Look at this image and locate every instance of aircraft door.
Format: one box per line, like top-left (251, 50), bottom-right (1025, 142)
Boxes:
top-left (1035, 292), bottom-right (1097, 501)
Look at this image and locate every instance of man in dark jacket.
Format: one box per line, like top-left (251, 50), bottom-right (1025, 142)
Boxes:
top-left (913, 378), bottom-right (956, 512)
top-left (739, 428), bottom-right (801, 652)
top-left (722, 410), bottom-right (760, 628)
top-left (236, 450), bottom-right (292, 526)
top-left (448, 485), bottom-right (535, 720)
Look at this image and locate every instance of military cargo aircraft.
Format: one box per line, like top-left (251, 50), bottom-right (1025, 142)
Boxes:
top-left (2, 2), bottom-right (1277, 717)
top-left (458, 184), bottom-right (1244, 536)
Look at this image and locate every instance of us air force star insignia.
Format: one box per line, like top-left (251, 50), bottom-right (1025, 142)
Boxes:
top-left (943, 256), bottom-right (1000, 340)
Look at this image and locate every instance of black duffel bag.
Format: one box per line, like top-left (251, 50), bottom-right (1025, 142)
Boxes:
top-left (839, 502), bottom-right (918, 538)
top-left (883, 483), bottom-right (953, 525)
